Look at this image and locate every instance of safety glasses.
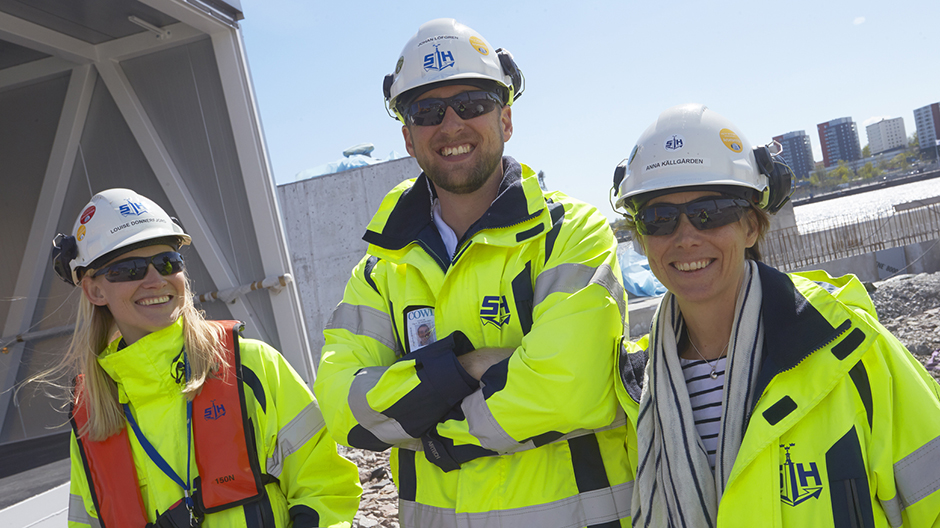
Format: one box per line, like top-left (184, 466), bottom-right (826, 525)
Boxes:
top-left (92, 251), bottom-right (185, 282)
top-left (634, 197), bottom-right (752, 236)
top-left (403, 90), bottom-right (503, 126)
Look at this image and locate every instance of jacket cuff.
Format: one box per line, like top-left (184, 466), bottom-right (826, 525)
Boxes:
top-left (289, 505), bottom-right (320, 528)
top-left (407, 331), bottom-right (478, 408)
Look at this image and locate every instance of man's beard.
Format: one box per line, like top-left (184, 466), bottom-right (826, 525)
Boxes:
top-left (424, 131), bottom-right (504, 195)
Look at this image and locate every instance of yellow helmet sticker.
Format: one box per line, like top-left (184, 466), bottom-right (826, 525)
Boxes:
top-left (469, 36), bottom-right (489, 55)
top-left (720, 128), bottom-right (743, 153)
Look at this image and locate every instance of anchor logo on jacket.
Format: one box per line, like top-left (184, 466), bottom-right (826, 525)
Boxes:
top-left (780, 443), bottom-right (824, 506)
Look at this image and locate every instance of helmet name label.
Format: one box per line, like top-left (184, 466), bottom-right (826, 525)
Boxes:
top-left (109, 217), bottom-right (167, 235)
top-left (417, 35), bottom-right (458, 47)
top-left (644, 158), bottom-right (710, 173)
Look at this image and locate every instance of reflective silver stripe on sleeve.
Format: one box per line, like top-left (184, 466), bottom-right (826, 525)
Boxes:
top-left (462, 389), bottom-right (522, 453)
top-left (399, 480), bottom-right (633, 528)
top-left (880, 494), bottom-right (904, 528)
top-left (462, 387), bottom-right (628, 454)
top-left (894, 434), bottom-right (940, 508)
top-left (326, 302), bottom-right (400, 354)
top-left (348, 366), bottom-right (417, 445)
top-left (534, 263), bottom-right (625, 319)
top-left (69, 493), bottom-right (101, 527)
top-left (266, 402), bottom-right (325, 478)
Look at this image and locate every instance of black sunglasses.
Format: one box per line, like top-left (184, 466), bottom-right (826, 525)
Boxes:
top-left (403, 90), bottom-right (503, 126)
top-left (92, 251), bottom-right (185, 282)
top-left (634, 197), bottom-right (752, 236)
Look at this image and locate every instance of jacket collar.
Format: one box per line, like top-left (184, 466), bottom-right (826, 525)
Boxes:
top-left (98, 317), bottom-right (186, 405)
top-left (362, 156), bottom-right (546, 265)
top-left (750, 262), bottom-right (847, 409)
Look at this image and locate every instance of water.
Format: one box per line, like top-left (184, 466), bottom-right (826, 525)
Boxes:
top-left (794, 178), bottom-right (940, 227)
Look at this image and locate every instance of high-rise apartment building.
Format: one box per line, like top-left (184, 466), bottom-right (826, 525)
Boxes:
top-left (817, 117), bottom-right (861, 167)
top-left (865, 117), bottom-right (906, 154)
top-left (914, 103), bottom-right (940, 159)
top-left (772, 130), bottom-right (815, 180)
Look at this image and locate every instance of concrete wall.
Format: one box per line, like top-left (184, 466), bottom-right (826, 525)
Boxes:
top-left (793, 237), bottom-right (940, 282)
top-left (277, 157), bottom-right (421, 368)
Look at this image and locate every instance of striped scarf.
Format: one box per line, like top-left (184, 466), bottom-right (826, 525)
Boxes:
top-left (633, 260), bottom-right (764, 527)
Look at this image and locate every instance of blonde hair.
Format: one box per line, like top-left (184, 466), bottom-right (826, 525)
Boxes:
top-left (66, 273), bottom-right (228, 441)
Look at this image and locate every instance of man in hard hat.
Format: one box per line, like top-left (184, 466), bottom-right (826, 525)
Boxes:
top-left (315, 18), bottom-right (633, 527)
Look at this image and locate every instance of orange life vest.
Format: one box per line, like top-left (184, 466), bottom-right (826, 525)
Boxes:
top-left (70, 320), bottom-right (265, 527)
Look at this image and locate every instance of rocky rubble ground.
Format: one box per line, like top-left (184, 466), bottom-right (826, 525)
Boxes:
top-left (341, 272), bottom-right (940, 528)
top-left (869, 272), bottom-right (940, 381)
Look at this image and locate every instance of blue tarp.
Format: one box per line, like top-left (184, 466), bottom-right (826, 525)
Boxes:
top-left (295, 143), bottom-right (407, 181)
top-left (618, 242), bottom-right (666, 298)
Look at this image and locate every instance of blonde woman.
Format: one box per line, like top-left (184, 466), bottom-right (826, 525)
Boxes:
top-left (52, 189), bottom-right (360, 528)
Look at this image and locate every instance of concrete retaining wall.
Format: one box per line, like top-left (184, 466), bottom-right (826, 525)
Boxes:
top-left (277, 157), bottom-right (421, 367)
top-left (792, 237), bottom-right (940, 282)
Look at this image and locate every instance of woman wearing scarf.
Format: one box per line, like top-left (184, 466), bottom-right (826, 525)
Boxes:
top-left (612, 104), bottom-right (940, 527)
top-left (50, 188), bottom-right (360, 527)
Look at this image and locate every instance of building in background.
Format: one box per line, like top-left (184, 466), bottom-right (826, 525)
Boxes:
top-left (866, 117), bottom-right (907, 155)
top-left (773, 130), bottom-right (815, 180)
top-left (914, 103), bottom-right (940, 160)
top-left (817, 117), bottom-right (861, 167)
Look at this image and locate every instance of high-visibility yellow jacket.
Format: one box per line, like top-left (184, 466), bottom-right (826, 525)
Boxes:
top-left (315, 157), bottom-right (633, 528)
top-left (68, 318), bottom-right (362, 528)
top-left (617, 262), bottom-right (940, 527)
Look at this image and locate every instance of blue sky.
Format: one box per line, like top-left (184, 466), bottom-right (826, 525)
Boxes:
top-left (240, 0), bottom-right (940, 220)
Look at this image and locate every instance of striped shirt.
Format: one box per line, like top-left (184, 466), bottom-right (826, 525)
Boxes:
top-left (680, 356), bottom-right (727, 468)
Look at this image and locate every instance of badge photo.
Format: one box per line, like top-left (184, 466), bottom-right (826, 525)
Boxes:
top-left (405, 307), bottom-right (436, 351)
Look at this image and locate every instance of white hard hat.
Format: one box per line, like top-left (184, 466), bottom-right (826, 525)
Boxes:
top-left (52, 188), bottom-right (191, 285)
top-left (382, 18), bottom-right (523, 121)
top-left (613, 103), bottom-right (791, 215)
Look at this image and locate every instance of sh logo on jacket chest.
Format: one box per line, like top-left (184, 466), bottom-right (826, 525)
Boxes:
top-left (480, 296), bottom-right (511, 328)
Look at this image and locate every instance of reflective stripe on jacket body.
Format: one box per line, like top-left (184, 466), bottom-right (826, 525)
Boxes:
top-left (315, 157), bottom-right (634, 527)
top-left (68, 318), bottom-right (362, 528)
top-left (617, 262), bottom-right (940, 527)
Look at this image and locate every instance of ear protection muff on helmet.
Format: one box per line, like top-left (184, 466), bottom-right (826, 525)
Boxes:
top-left (496, 48), bottom-right (524, 102)
top-left (383, 74), bottom-right (394, 103)
top-left (52, 233), bottom-right (78, 286)
top-left (752, 145), bottom-right (794, 214)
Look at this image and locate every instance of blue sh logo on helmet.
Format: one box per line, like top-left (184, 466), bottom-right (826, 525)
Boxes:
top-left (119, 199), bottom-right (148, 217)
top-left (424, 44), bottom-right (455, 72)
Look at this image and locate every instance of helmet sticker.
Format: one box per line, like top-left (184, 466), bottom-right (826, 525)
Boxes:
top-left (664, 134), bottom-right (684, 151)
top-left (119, 199), bottom-right (148, 217)
top-left (424, 44), bottom-right (455, 72)
top-left (628, 145), bottom-right (639, 166)
top-left (469, 36), bottom-right (489, 55)
top-left (80, 206), bottom-right (96, 224)
top-left (395, 56), bottom-right (404, 74)
top-left (642, 157), bottom-right (711, 174)
top-left (77, 224), bottom-right (86, 241)
top-left (720, 128), bottom-right (743, 153)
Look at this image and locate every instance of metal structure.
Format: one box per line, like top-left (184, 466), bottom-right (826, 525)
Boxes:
top-left (0, 0), bottom-right (313, 453)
